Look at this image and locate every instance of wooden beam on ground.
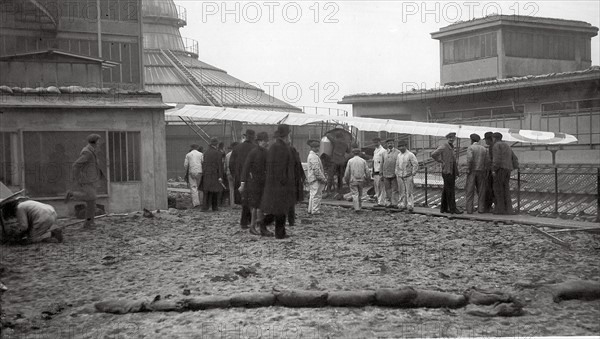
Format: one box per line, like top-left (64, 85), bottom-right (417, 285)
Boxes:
top-left (531, 226), bottom-right (571, 249)
top-left (547, 227), bottom-right (600, 234)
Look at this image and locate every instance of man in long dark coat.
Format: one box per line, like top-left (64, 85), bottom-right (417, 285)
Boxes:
top-left (261, 125), bottom-right (296, 239)
top-left (287, 145), bottom-right (306, 226)
top-left (239, 132), bottom-right (273, 236)
top-left (202, 138), bottom-right (225, 212)
top-left (431, 132), bottom-right (462, 214)
top-left (229, 129), bottom-right (256, 229)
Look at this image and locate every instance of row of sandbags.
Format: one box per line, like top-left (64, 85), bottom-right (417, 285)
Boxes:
top-left (95, 280), bottom-right (600, 316)
top-left (95, 286), bottom-right (519, 315)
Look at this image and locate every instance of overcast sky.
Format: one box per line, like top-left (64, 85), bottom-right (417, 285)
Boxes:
top-left (176, 1), bottom-right (600, 114)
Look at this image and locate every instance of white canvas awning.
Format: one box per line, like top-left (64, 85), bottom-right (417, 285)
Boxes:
top-left (165, 104), bottom-right (578, 145)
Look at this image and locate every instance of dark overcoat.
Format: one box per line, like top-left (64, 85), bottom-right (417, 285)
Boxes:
top-left (229, 140), bottom-right (256, 204)
top-left (261, 138), bottom-right (295, 215)
top-left (240, 146), bottom-right (267, 209)
top-left (290, 147), bottom-right (306, 203)
top-left (202, 146), bottom-right (224, 193)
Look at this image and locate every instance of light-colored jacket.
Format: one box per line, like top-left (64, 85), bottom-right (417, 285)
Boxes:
top-left (373, 145), bottom-right (386, 173)
top-left (431, 141), bottom-right (458, 176)
top-left (395, 150), bottom-right (419, 178)
top-left (184, 150), bottom-right (204, 175)
top-left (344, 155), bottom-right (370, 185)
top-left (307, 150), bottom-right (326, 183)
top-left (382, 148), bottom-right (400, 178)
top-left (466, 143), bottom-right (489, 173)
top-left (72, 144), bottom-right (103, 184)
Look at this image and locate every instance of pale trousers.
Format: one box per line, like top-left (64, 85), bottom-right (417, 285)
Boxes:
top-left (227, 174), bottom-right (235, 206)
top-left (383, 176), bottom-right (399, 206)
top-left (188, 173), bottom-right (203, 207)
top-left (350, 182), bottom-right (364, 211)
top-left (397, 176), bottom-right (415, 209)
top-left (373, 174), bottom-right (387, 205)
top-left (308, 181), bottom-right (325, 214)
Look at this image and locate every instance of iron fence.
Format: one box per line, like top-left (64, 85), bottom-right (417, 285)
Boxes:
top-left (413, 164), bottom-right (599, 221)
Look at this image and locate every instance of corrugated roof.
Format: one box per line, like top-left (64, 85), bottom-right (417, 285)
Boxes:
top-left (341, 66), bottom-right (600, 103)
top-left (143, 50), bottom-right (301, 111)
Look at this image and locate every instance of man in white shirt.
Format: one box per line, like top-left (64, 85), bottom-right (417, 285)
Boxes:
top-left (184, 144), bottom-right (204, 208)
top-left (344, 145), bottom-right (371, 212)
top-left (306, 139), bottom-right (327, 215)
top-left (395, 140), bottom-right (419, 212)
top-left (372, 137), bottom-right (387, 207)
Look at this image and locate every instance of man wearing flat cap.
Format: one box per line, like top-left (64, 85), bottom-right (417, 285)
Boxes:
top-left (431, 132), bottom-right (462, 214)
top-left (491, 132), bottom-right (519, 215)
top-left (344, 144), bottom-right (370, 212)
top-left (480, 131), bottom-right (495, 212)
top-left (306, 139), bottom-right (326, 215)
top-left (261, 124), bottom-right (296, 239)
top-left (230, 129), bottom-right (256, 228)
top-left (372, 137), bottom-right (387, 206)
top-left (381, 138), bottom-right (400, 207)
top-left (465, 133), bottom-right (488, 214)
top-left (65, 133), bottom-right (105, 229)
top-left (202, 138), bottom-right (225, 211)
top-left (395, 140), bottom-right (418, 212)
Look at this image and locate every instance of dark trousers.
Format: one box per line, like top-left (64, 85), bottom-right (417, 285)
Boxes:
top-left (441, 173), bottom-right (457, 213)
top-left (493, 168), bottom-right (513, 214)
top-left (274, 214), bottom-right (287, 239)
top-left (288, 205), bottom-right (296, 226)
top-left (240, 205), bottom-right (252, 227)
top-left (203, 191), bottom-right (219, 211)
top-left (482, 170), bottom-right (495, 212)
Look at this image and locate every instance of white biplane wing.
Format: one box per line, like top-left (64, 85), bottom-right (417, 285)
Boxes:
top-left (165, 104), bottom-right (577, 145)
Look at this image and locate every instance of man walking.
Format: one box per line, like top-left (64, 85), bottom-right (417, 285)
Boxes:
top-left (395, 140), bottom-right (418, 212)
top-left (344, 145), bottom-right (370, 212)
top-left (184, 144), bottom-right (204, 208)
top-left (261, 125), bottom-right (296, 239)
top-left (492, 132), bottom-right (519, 215)
top-left (381, 138), bottom-right (400, 207)
top-left (230, 130), bottom-right (256, 228)
top-left (372, 137), bottom-right (387, 206)
top-left (306, 139), bottom-right (327, 215)
top-left (65, 133), bottom-right (104, 229)
top-left (202, 138), bottom-right (225, 212)
top-left (465, 134), bottom-right (488, 214)
top-left (431, 132), bottom-right (462, 214)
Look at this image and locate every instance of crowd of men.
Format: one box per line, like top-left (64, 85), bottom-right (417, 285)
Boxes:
top-left (0, 127), bottom-right (520, 245)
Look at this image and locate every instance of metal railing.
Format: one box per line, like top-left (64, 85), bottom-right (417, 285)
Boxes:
top-left (301, 106), bottom-right (350, 117)
top-left (182, 37), bottom-right (198, 57)
top-left (413, 164), bottom-right (599, 221)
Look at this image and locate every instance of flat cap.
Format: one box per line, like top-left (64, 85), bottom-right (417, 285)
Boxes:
top-left (445, 132), bottom-right (456, 138)
top-left (275, 124), bottom-right (290, 138)
top-left (307, 139), bottom-right (320, 147)
top-left (397, 140), bottom-right (407, 147)
top-left (87, 133), bottom-right (101, 143)
top-left (243, 129), bottom-right (256, 138)
top-left (484, 132), bottom-right (494, 139)
top-left (493, 132), bottom-right (503, 139)
top-left (384, 138), bottom-right (395, 143)
top-left (470, 133), bottom-right (481, 142)
top-left (209, 137), bottom-right (219, 146)
top-left (256, 132), bottom-right (269, 142)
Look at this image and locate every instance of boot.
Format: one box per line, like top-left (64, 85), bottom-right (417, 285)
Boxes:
top-left (259, 221), bottom-right (273, 237)
top-left (275, 224), bottom-right (286, 239)
top-left (249, 223), bottom-right (260, 236)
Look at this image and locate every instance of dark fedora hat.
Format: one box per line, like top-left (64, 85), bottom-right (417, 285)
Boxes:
top-left (275, 124), bottom-right (290, 138)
